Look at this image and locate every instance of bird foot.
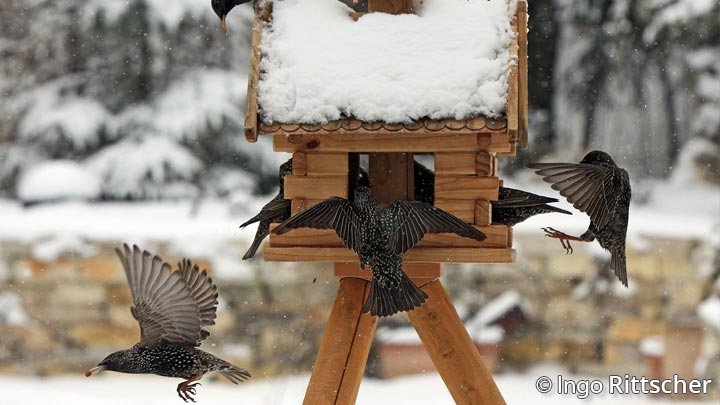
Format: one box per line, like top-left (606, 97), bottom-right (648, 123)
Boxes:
top-left (177, 379), bottom-right (202, 403)
top-left (542, 227), bottom-right (585, 254)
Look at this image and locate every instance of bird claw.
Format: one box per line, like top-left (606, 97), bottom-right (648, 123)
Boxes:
top-left (177, 381), bottom-right (202, 402)
top-left (542, 227), bottom-right (575, 254)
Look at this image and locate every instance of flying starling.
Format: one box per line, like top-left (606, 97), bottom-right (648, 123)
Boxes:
top-left (239, 158), bottom-right (293, 259)
top-left (528, 150), bottom-right (631, 286)
top-left (86, 245), bottom-right (251, 402)
top-left (273, 186), bottom-right (487, 317)
top-left (210, 0), bottom-right (252, 32)
top-left (492, 187), bottom-right (572, 226)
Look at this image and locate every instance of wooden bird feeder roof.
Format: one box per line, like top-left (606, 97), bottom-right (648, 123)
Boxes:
top-left (244, 0), bottom-right (528, 148)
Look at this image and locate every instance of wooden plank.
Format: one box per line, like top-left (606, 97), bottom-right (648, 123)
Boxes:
top-left (334, 262), bottom-right (442, 283)
top-left (269, 224), bottom-right (509, 249)
top-left (284, 175), bottom-right (348, 199)
top-left (476, 152), bottom-right (494, 177)
top-left (408, 281), bottom-right (506, 405)
top-left (369, 153), bottom-right (413, 203)
top-left (478, 133), bottom-right (512, 153)
top-left (368, 0), bottom-right (414, 14)
top-left (290, 198), bottom-right (325, 216)
top-left (273, 133), bottom-right (485, 153)
top-left (243, 3), bottom-right (264, 143)
top-left (292, 152), bottom-right (307, 176)
top-left (307, 153), bottom-right (349, 176)
top-left (506, 6), bottom-right (520, 137)
top-left (518, 1), bottom-right (529, 148)
top-left (475, 200), bottom-right (492, 226)
top-left (303, 278), bottom-right (377, 405)
top-left (434, 200), bottom-right (475, 223)
top-left (497, 143), bottom-right (517, 157)
top-left (435, 176), bottom-right (499, 200)
top-left (435, 153), bottom-right (477, 176)
top-left (264, 247), bottom-right (515, 264)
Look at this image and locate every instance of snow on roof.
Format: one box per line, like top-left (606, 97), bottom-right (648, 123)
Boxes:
top-left (259, 0), bottom-right (516, 124)
top-left (468, 290), bottom-right (528, 329)
top-left (17, 160), bottom-right (101, 203)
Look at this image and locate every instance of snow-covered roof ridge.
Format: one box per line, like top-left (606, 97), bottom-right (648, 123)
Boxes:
top-left (249, 0), bottom-right (524, 133)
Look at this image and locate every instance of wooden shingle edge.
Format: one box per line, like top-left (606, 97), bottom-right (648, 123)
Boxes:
top-left (244, 2), bottom-right (269, 143)
top-left (517, 1), bottom-right (529, 148)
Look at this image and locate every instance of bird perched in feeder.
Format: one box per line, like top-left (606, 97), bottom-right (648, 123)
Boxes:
top-left (491, 187), bottom-right (572, 226)
top-left (210, 0), bottom-right (252, 32)
top-left (239, 158), bottom-right (293, 260)
top-left (528, 150), bottom-right (631, 286)
top-left (273, 186), bottom-right (487, 317)
top-left (413, 160), bottom-right (435, 205)
top-left (86, 244), bottom-right (251, 402)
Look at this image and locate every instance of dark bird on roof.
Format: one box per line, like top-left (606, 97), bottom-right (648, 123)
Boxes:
top-left (86, 245), bottom-right (251, 402)
top-left (491, 187), bottom-right (572, 227)
top-left (528, 150), bottom-right (631, 286)
top-left (273, 186), bottom-right (486, 317)
top-left (211, 0), bottom-right (252, 32)
top-left (239, 158), bottom-right (293, 260)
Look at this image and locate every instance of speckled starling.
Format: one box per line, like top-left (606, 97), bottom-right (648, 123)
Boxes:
top-left (491, 187), bottom-right (572, 226)
top-left (273, 186), bottom-right (487, 317)
top-left (211, 0), bottom-right (252, 32)
top-left (528, 150), bottom-right (631, 286)
top-left (86, 245), bottom-right (251, 402)
top-left (239, 158), bottom-right (293, 260)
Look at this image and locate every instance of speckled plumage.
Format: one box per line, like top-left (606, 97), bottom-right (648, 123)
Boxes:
top-left (86, 245), bottom-right (251, 402)
top-left (528, 151), bottom-right (632, 286)
top-left (240, 159), bottom-right (293, 260)
top-left (274, 186), bottom-right (487, 317)
top-left (413, 160), bottom-right (435, 205)
top-left (491, 187), bottom-right (572, 226)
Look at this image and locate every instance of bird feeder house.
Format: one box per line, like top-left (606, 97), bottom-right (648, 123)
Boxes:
top-left (244, 0), bottom-right (527, 403)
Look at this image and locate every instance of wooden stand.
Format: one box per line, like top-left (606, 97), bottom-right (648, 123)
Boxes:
top-left (243, 1), bottom-right (528, 403)
top-left (302, 153), bottom-right (505, 405)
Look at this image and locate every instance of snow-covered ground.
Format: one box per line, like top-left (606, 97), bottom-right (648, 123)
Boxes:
top-left (0, 366), bottom-right (712, 404)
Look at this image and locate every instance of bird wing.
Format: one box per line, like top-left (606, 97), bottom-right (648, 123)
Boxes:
top-left (273, 198), bottom-right (362, 254)
top-left (116, 244), bottom-right (209, 348)
top-left (527, 162), bottom-right (627, 229)
top-left (239, 194), bottom-right (290, 228)
top-left (176, 258), bottom-right (219, 342)
top-left (385, 201), bottom-right (487, 255)
top-left (493, 187), bottom-right (559, 207)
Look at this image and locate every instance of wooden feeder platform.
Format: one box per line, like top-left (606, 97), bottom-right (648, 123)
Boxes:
top-left (243, 1), bottom-right (528, 404)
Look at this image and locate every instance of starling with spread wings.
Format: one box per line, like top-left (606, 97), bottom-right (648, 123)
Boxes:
top-left (240, 159), bottom-right (293, 260)
top-left (273, 186), bottom-right (487, 317)
top-left (491, 187), bottom-right (572, 226)
top-left (528, 151), bottom-right (631, 286)
top-left (86, 245), bottom-right (251, 402)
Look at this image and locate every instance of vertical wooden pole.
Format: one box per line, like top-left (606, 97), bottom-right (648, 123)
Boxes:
top-left (408, 280), bottom-right (506, 405)
top-left (303, 276), bottom-right (378, 405)
top-left (369, 152), bottom-right (414, 203)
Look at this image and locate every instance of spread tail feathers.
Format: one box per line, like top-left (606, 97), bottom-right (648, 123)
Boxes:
top-left (219, 366), bottom-right (251, 384)
top-left (611, 249), bottom-right (628, 287)
top-left (362, 273), bottom-right (428, 317)
top-left (242, 222), bottom-right (269, 260)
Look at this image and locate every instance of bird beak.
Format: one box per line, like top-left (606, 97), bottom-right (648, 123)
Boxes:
top-left (221, 16), bottom-right (227, 33)
top-left (85, 365), bottom-right (106, 377)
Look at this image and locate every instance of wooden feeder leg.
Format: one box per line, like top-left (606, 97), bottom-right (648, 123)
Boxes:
top-left (408, 280), bottom-right (506, 405)
top-left (303, 276), bottom-right (378, 405)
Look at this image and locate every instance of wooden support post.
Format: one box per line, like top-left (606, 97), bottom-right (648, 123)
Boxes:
top-left (304, 277), bottom-right (378, 405)
top-left (408, 280), bottom-right (506, 405)
top-left (369, 152), bottom-right (414, 203)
